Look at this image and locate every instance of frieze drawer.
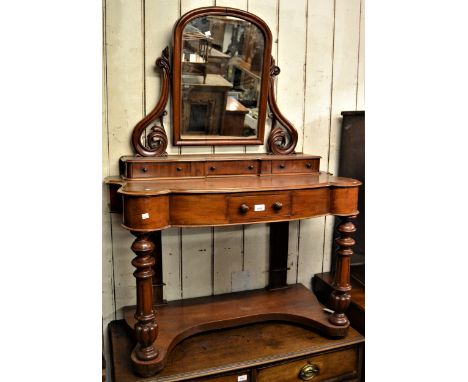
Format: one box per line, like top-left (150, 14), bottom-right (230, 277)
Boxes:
top-left (127, 162), bottom-right (191, 178)
top-left (271, 159), bottom-right (320, 174)
top-left (256, 347), bottom-right (360, 382)
top-left (227, 193), bottom-right (291, 223)
top-left (205, 161), bottom-right (258, 176)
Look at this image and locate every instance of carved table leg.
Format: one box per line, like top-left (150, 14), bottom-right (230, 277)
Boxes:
top-left (329, 215), bottom-right (356, 326)
top-left (130, 231), bottom-right (159, 363)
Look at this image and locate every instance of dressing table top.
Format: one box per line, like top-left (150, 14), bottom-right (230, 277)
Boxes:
top-left (107, 172), bottom-right (360, 196)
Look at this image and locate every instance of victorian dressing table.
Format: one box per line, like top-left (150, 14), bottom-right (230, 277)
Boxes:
top-left (106, 7), bottom-right (362, 380)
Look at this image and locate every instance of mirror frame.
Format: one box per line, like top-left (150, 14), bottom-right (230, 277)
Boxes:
top-left (172, 7), bottom-right (272, 146)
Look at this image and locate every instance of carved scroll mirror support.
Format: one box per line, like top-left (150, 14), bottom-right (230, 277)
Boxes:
top-left (131, 47), bottom-right (170, 157)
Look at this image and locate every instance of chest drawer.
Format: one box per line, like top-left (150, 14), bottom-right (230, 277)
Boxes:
top-left (271, 159), bottom-right (320, 174)
top-left (227, 193), bottom-right (291, 223)
top-left (128, 162), bottom-right (191, 178)
top-left (205, 161), bottom-right (258, 176)
top-left (256, 347), bottom-right (360, 382)
top-left (196, 372), bottom-right (251, 382)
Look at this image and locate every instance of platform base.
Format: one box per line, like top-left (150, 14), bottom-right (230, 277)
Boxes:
top-left (123, 283), bottom-right (349, 377)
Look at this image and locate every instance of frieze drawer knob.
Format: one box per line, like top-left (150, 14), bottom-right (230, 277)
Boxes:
top-left (210, 166), bottom-right (216, 171)
top-left (279, 163), bottom-right (285, 169)
top-left (248, 165), bottom-right (254, 170)
top-left (273, 202), bottom-right (283, 210)
top-left (239, 204), bottom-right (250, 213)
top-left (299, 364), bottom-right (319, 380)
top-left (306, 162), bottom-right (312, 168)
top-left (176, 167), bottom-right (182, 172)
top-left (141, 167), bottom-right (148, 173)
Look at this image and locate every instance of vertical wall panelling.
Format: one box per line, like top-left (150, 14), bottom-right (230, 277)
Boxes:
top-left (245, 0), bottom-right (279, 155)
top-left (297, 0), bottom-right (335, 288)
top-left (276, 0), bottom-right (307, 153)
top-left (356, 0), bottom-right (365, 110)
top-left (323, 0), bottom-right (361, 272)
top-left (111, 218), bottom-right (137, 316)
top-left (161, 228), bottom-right (182, 301)
top-left (102, 5), bottom-right (115, 377)
top-left (213, 226), bottom-right (244, 294)
top-left (145, 0), bottom-right (180, 155)
top-left (181, 228), bottom-right (214, 298)
top-left (286, 220), bottom-right (300, 284)
top-left (243, 223), bottom-right (269, 290)
top-left (145, 0), bottom-right (183, 302)
top-left (105, 0), bottom-right (144, 317)
top-left (106, 0), bottom-right (145, 175)
top-left (276, 0), bottom-right (308, 284)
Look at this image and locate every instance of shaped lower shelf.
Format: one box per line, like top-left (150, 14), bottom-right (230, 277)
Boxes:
top-left (124, 283), bottom-right (348, 376)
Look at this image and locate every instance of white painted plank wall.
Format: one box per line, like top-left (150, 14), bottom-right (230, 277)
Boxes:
top-left (102, 0), bottom-right (364, 353)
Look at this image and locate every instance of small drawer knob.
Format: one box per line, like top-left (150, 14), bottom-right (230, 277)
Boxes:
top-left (141, 167), bottom-right (148, 173)
top-left (210, 166), bottom-right (216, 171)
top-left (239, 204), bottom-right (250, 213)
top-left (306, 162), bottom-right (312, 168)
top-left (299, 364), bottom-right (319, 380)
top-left (176, 167), bottom-right (182, 172)
top-left (273, 202), bottom-right (283, 210)
top-left (279, 163), bottom-right (285, 169)
top-left (248, 165), bottom-right (254, 170)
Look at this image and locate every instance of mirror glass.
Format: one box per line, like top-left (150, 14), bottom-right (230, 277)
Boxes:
top-left (181, 15), bottom-right (265, 140)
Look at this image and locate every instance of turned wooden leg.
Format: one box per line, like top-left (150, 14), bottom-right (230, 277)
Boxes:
top-left (329, 215), bottom-right (356, 326)
top-left (131, 231), bottom-right (159, 361)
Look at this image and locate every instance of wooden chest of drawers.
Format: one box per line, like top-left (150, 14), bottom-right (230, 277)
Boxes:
top-left (109, 319), bottom-right (364, 382)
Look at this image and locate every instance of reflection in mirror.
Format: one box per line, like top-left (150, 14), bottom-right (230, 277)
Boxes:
top-left (181, 15), bottom-right (264, 139)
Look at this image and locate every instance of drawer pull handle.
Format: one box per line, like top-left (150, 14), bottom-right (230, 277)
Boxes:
top-left (141, 167), bottom-right (148, 173)
top-left (239, 204), bottom-right (250, 213)
top-left (299, 364), bottom-right (319, 380)
top-left (176, 167), bottom-right (182, 172)
top-left (248, 165), bottom-right (254, 170)
top-left (210, 166), bottom-right (216, 171)
top-left (273, 202), bottom-right (283, 210)
top-left (306, 162), bottom-right (312, 168)
top-left (279, 163), bottom-right (285, 169)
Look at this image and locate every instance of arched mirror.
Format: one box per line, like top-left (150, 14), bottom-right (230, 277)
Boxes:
top-left (131, 7), bottom-right (297, 156)
top-left (172, 8), bottom-right (272, 146)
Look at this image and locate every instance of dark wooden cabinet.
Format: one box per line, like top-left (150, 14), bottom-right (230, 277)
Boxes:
top-left (110, 320), bottom-right (364, 382)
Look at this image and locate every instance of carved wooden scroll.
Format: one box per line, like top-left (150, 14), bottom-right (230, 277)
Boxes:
top-left (131, 47), bottom-right (170, 157)
top-left (267, 57), bottom-right (298, 155)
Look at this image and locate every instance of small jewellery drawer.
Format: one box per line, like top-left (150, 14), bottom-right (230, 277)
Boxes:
top-left (271, 159), bottom-right (320, 174)
top-left (256, 348), bottom-right (360, 382)
top-left (205, 161), bottom-right (258, 176)
top-left (227, 193), bottom-right (290, 223)
top-left (129, 162), bottom-right (191, 178)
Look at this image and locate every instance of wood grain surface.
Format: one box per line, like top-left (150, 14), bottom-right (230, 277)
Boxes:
top-left (109, 319), bottom-right (363, 382)
top-left (121, 284), bottom-right (356, 377)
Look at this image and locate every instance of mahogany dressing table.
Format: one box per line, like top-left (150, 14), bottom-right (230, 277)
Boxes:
top-left (105, 7), bottom-right (361, 378)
